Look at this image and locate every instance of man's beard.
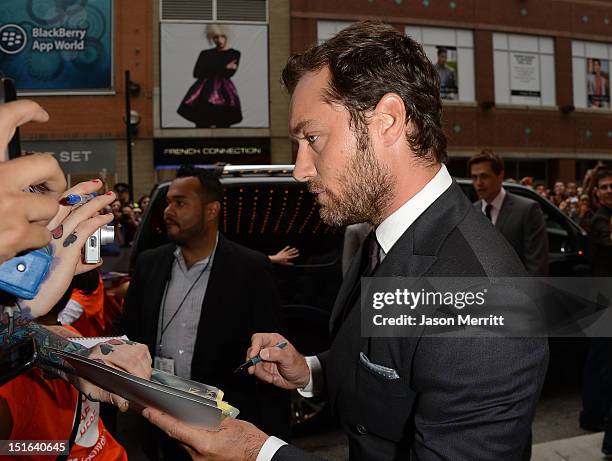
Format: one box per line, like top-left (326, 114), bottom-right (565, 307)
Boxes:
top-left (309, 129), bottom-right (395, 227)
top-left (166, 226), bottom-right (187, 246)
top-left (165, 219), bottom-right (204, 247)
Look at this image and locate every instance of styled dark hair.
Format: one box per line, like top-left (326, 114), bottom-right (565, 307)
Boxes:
top-left (282, 20), bottom-right (447, 163)
top-left (176, 165), bottom-right (223, 204)
top-left (597, 168), bottom-right (612, 186)
top-left (468, 150), bottom-right (505, 176)
top-left (437, 47), bottom-right (448, 56)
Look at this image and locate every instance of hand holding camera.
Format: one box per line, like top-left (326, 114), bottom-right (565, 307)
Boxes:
top-left (0, 95), bottom-right (117, 317)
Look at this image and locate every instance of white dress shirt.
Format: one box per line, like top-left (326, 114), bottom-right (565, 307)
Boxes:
top-left (156, 233), bottom-right (218, 379)
top-left (480, 188), bottom-right (506, 225)
top-left (256, 164), bottom-right (453, 461)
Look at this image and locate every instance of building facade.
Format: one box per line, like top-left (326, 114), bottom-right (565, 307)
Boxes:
top-left (290, 0), bottom-right (612, 184)
top-left (4, 0), bottom-right (292, 198)
top-left (152, 0), bottom-right (291, 184)
top-left (5, 0), bottom-right (612, 194)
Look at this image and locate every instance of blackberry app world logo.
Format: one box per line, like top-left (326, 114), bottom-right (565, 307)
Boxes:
top-left (0, 24), bottom-right (27, 55)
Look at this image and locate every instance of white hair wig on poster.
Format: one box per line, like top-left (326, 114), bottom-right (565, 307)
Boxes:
top-left (206, 24), bottom-right (229, 43)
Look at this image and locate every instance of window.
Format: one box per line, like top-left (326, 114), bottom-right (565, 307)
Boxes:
top-left (317, 21), bottom-right (352, 44)
top-left (572, 40), bottom-right (612, 110)
top-left (493, 33), bottom-right (556, 106)
top-left (406, 26), bottom-right (475, 103)
top-left (160, 0), bottom-right (267, 23)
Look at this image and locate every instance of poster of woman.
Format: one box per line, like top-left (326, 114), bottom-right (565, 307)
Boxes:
top-left (587, 58), bottom-right (611, 109)
top-left (161, 23), bottom-right (269, 128)
top-left (177, 24), bottom-right (242, 127)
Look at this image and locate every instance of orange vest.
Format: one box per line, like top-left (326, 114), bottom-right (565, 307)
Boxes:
top-left (0, 326), bottom-right (127, 461)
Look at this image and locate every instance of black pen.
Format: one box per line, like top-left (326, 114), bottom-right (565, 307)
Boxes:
top-left (234, 340), bottom-right (287, 374)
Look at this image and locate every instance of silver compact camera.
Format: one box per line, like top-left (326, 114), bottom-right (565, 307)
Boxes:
top-left (84, 225), bottom-right (115, 264)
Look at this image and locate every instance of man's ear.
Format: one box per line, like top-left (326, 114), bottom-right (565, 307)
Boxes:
top-left (373, 93), bottom-right (406, 147)
top-left (206, 201), bottom-right (221, 221)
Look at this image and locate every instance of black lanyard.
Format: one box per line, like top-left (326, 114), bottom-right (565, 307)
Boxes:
top-left (159, 254), bottom-right (212, 343)
top-left (56, 392), bottom-right (83, 461)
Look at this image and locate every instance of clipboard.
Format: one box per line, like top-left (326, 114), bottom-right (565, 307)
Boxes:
top-left (47, 347), bottom-right (239, 429)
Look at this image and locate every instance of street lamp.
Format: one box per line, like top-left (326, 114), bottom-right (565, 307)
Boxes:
top-left (124, 70), bottom-right (140, 203)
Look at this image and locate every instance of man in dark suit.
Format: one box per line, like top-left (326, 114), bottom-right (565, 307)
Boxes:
top-left (589, 169), bottom-right (612, 277)
top-left (580, 168), bottom-right (612, 455)
top-left (141, 21), bottom-right (548, 461)
top-left (469, 150), bottom-right (549, 276)
top-left (120, 166), bottom-right (289, 460)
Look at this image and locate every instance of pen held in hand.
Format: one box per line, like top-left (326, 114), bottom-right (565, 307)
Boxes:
top-left (234, 340), bottom-right (287, 374)
top-left (62, 192), bottom-right (98, 206)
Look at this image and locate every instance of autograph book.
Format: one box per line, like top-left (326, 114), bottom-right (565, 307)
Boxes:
top-left (46, 347), bottom-right (239, 429)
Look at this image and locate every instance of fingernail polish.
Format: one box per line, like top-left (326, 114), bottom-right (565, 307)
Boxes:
top-left (106, 191), bottom-right (113, 195)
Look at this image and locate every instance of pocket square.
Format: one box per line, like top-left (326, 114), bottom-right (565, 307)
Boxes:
top-left (359, 352), bottom-right (400, 380)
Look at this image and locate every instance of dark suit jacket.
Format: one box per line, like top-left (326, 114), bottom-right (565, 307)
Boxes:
top-left (475, 191), bottom-right (549, 276)
top-left (273, 181), bottom-right (549, 461)
top-left (590, 204), bottom-right (612, 276)
top-left (120, 234), bottom-right (289, 437)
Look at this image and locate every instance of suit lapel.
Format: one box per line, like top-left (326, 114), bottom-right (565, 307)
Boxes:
top-left (327, 226), bottom-right (438, 410)
top-left (192, 235), bottom-right (231, 364)
top-left (375, 227), bottom-right (436, 279)
top-left (495, 192), bottom-right (512, 232)
top-left (329, 232), bottom-right (373, 336)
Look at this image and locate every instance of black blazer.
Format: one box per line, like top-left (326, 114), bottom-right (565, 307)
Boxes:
top-left (590, 204), bottom-right (612, 276)
top-left (120, 234), bottom-right (289, 437)
top-left (273, 181), bottom-right (549, 461)
top-left (475, 191), bottom-right (549, 276)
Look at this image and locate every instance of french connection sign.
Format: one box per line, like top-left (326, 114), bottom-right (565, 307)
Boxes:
top-left (0, 0), bottom-right (113, 93)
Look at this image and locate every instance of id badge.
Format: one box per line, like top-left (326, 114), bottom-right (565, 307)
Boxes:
top-left (154, 356), bottom-right (175, 375)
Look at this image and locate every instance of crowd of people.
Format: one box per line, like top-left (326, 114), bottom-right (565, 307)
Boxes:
top-left (105, 182), bottom-right (150, 247)
top-left (519, 163), bottom-right (609, 233)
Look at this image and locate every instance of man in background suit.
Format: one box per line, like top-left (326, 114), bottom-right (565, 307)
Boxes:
top-left (589, 169), bottom-right (612, 277)
top-left (580, 168), bottom-right (612, 455)
top-left (120, 166), bottom-right (289, 460)
top-left (469, 150), bottom-right (549, 276)
top-left (142, 21), bottom-right (548, 461)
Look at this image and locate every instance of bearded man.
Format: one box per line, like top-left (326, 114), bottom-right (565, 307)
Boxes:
top-left (142, 21), bottom-right (548, 461)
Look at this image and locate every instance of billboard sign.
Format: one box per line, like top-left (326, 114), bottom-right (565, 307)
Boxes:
top-left (154, 137), bottom-right (271, 166)
top-left (0, 0), bottom-right (113, 93)
top-left (161, 23), bottom-right (269, 128)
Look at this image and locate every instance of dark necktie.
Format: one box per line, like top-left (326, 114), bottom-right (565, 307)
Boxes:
top-left (368, 233), bottom-right (381, 275)
top-left (485, 203), bottom-right (493, 221)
